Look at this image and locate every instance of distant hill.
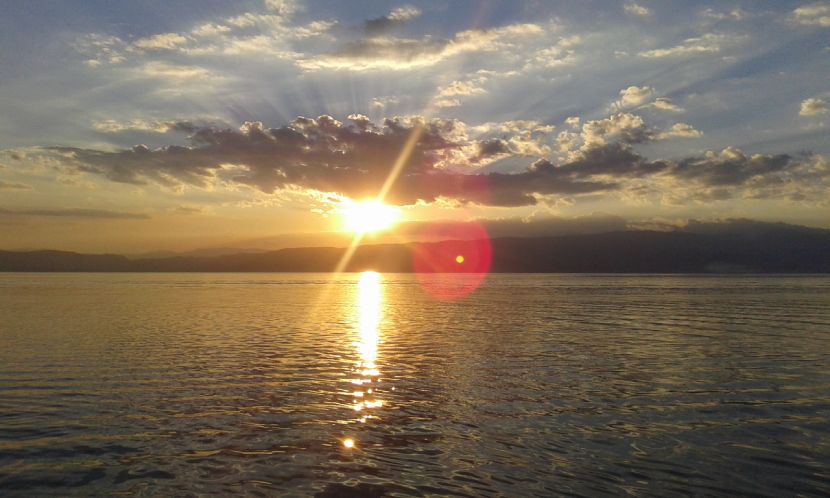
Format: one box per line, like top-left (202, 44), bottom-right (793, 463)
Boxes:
top-left (1, 224), bottom-right (828, 273)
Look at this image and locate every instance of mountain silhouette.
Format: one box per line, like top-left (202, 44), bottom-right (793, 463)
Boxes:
top-left (1, 222), bottom-right (828, 273)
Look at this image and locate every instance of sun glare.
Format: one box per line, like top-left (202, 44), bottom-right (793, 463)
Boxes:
top-left (341, 200), bottom-right (400, 234)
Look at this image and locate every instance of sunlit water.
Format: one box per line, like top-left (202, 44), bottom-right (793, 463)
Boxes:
top-left (1, 273), bottom-right (829, 497)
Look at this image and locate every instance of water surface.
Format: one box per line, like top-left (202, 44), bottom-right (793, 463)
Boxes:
top-left (1, 273), bottom-right (829, 496)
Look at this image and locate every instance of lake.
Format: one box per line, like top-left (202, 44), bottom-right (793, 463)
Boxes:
top-left (1, 273), bottom-right (829, 496)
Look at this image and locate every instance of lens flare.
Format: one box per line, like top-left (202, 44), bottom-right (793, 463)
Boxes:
top-left (412, 221), bottom-right (492, 300)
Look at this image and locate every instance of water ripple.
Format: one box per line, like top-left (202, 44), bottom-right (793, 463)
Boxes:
top-left (0, 273), bottom-right (829, 496)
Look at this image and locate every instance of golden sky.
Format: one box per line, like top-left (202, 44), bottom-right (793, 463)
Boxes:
top-left (0, 0), bottom-right (828, 253)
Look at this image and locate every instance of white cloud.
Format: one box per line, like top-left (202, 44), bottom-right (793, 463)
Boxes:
top-left (556, 131), bottom-right (580, 153)
top-left (433, 78), bottom-right (487, 107)
top-left (650, 97), bottom-right (684, 112)
top-left (191, 23), bottom-right (232, 38)
top-left (615, 85), bottom-right (654, 109)
top-left (435, 80), bottom-right (488, 99)
top-left (792, 2), bottom-right (830, 27)
top-left (133, 33), bottom-right (189, 51)
top-left (639, 33), bottom-right (736, 58)
top-left (74, 34), bottom-right (127, 66)
top-left (433, 98), bottom-right (461, 108)
top-left (137, 61), bottom-right (215, 81)
top-left (388, 6), bottom-right (422, 22)
top-left (525, 35), bottom-right (581, 69)
top-left (299, 22), bottom-right (545, 71)
top-left (370, 96), bottom-right (400, 110)
top-left (700, 8), bottom-right (749, 21)
top-left (582, 113), bottom-right (649, 148)
top-left (264, 0), bottom-right (300, 17)
top-left (292, 20), bottom-right (338, 39)
top-left (93, 119), bottom-right (172, 134)
top-left (624, 3), bottom-right (651, 18)
top-left (800, 97), bottom-right (828, 116)
top-left (701, 8), bottom-right (748, 21)
top-left (658, 123), bottom-right (703, 139)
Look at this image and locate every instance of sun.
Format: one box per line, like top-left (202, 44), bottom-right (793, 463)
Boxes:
top-left (341, 200), bottom-right (400, 234)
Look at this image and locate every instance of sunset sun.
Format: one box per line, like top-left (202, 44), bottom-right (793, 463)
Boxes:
top-left (341, 200), bottom-right (400, 234)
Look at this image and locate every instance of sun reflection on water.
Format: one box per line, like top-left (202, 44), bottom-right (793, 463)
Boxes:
top-left (347, 271), bottom-right (385, 438)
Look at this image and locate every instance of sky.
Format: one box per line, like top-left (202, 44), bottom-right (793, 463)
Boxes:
top-left (0, 0), bottom-right (828, 253)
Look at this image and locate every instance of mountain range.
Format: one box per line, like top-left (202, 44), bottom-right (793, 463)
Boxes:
top-left (1, 221), bottom-right (828, 273)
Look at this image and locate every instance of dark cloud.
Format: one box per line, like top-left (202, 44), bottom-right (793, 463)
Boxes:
top-left (364, 6), bottom-right (422, 36)
top-left (0, 208), bottom-right (149, 219)
top-left (670, 147), bottom-right (793, 186)
top-left (36, 115), bottom-right (826, 207)
top-left (557, 143), bottom-right (670, 178)
top-left (476, 138), bottom-right (511, 159)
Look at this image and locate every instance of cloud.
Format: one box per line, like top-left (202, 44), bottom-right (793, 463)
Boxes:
top-left (649, 97), bottom-right (684, 112)
top-left (624, 3), bottom-right (651, 18)
top-left (133, 33), bottom-right (189, 52)
top-left (93, 119), bottom-right (173, 134)
top-left (433, 78), bottom-right (487, 108)
top-left (264, 0), bottom-right (300, 16)
top-left (701, 8), bottom-right (748, 21)
top-left (800, 97), bottom-right (828, 116)
top-left (168, 205), bottom-right (204, 215)
top-left (191, 23), bottom-right (232, 38)
top-left (657, 123), bottom-right (703, 139)
top-left (0, 180), bottom-right (32, 191)
top-left (15, 114), bottom-right (826, 208)
top-left (74, 3), bottom-right (318, 69)
top-left (370, 96), bottom-right (401, 109)
top-left (74, 34), bottom-right (127, 66)
top-left (671, 147), bottom-right (794, 187)
top-left (792, 2), bottom-right (830, 27)
top-left (292, 20), bottom-right (338, 40)
top-left (364, 6), bottom-right (422, 35)
top-left (137, 61), bottom-right (216, 81)
top-left (521, 34), bottom-right (581, 70)
top-left (467, 120), bottom-right (554, 159)
top-left (299, 22), bottom-right (544, 71)
top-left (614, 85), bottom-right (654, 109)
top-left (35, 115), bottom-right (615, 207)
top-left (92, 118), bottom-right (222, 134)
top-left (435, 80), bottom-right (487, 98)
top-left (639, 33), bottom-right (736, 58)
top-left (581, 113), bottom-right (651, 148)
top-left (298, 36), bottom-right (447, 70)
top-left (0, 208), bottom-right (149, 219)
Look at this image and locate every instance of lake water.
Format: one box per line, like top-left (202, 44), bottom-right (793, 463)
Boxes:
top-left (1, 273), bottom-right (829, 497)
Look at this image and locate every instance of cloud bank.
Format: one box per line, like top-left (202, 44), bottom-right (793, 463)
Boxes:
top-left (7, 113), bottom-right (821, 209)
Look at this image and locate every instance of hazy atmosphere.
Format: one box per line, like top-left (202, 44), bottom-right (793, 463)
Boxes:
top-left (1, 0), bottom-right (828, 253)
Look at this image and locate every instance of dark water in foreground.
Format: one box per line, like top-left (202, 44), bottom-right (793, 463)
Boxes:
top-left (1, 273), bottom-right (829, 497)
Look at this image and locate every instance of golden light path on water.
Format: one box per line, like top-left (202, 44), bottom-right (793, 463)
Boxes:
top-left (343, 271), bottom-right (384, 449)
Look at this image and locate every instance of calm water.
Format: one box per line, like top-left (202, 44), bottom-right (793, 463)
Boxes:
top-left (1, 273), bottom-right (829, 497)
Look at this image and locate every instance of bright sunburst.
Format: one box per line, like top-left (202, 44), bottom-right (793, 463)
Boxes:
top-left (341, 200), bottom-right (400, 234)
